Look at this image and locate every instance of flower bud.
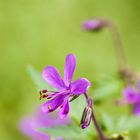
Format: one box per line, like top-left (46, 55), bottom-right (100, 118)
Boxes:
top-left (80, 106), bottom-right (92, 129)
top-left (83, 19), bottom-right (105, 31)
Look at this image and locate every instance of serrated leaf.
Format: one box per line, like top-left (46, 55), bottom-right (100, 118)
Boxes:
top-left (126, 116), bottom-right (140, 132)
top-left (101, 112), bottom-right (114, 132)
top-left (40, 124), bottom-right (91, 139)
top-left (115, 116), bottom-right (140, 133)
top-left (93, 78), bottom-right (122, 101)
top-left (115, 116), bottom-right (128, 132)
top-left (27, 65), bottom-right (55, 91)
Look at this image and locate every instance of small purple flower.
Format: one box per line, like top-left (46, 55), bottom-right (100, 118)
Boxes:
top-left (123, 81), bottom-right (140, 115)
top-left (83, 19), bottom-right (105, 31)
top-left (123, 86), bottom-right (139, 104)
top-left (41, 53), bottom-right (91, 118)
top-left (20, 107), bottom-right (71, 140)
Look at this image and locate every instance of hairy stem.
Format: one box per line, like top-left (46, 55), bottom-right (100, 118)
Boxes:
top-left (105, 20), bottom-right (127, 71)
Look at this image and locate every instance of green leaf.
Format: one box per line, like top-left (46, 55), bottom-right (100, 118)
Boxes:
top-left (101, 112), bottom-right (140, 134)
top-left (40, 124), bottom-right (92, 139)
top-left (69, 95), bottom-right (86, 121)
top-left (27, 65), bottom-right (55, 91)
top-left (126, 116), bottom-right (140, 132)
top-left (93, 77), bottom-right (122, 101)
top-left (101, 112), bottom-right (114, 132)
top-left (115, 116), bottom-right (129, 132)
top-left (115, 116), bottom-right (140, 132)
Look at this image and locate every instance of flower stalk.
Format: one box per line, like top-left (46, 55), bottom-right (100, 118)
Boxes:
top-left (102, 20), bottom-right (126, 70)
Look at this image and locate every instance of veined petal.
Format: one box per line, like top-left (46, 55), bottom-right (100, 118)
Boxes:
top-left (123, 86), bottom-right (139, 104)
top-left (59, 97), bottom-right (69, 119)
top-left (42, 66), bottom-right (65, 90)
top-left (64, 54), bottom-right (76, 87)
top-left (42, 94), bottom-right (66, 113)
top-left (71, 78), bottom-right (91, 95)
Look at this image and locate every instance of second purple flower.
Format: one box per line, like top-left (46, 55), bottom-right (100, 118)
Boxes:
top-left (41, 53), bottom-right (91, 119)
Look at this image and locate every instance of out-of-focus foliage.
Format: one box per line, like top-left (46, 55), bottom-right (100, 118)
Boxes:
top-left (93, 75), bottom-right (123, 101)
top-left (101, 112), bottom-right (140, 134)
top-left (27, 65), bottom-right (55, 91)
top-left (0, 0), bottom-right (140, 140)
top-left (41, 124), bottom-right (94, 140)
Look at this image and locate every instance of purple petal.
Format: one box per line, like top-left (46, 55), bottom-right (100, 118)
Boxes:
top-left (123, 86), bottom-right (139, 104)
top-left (42, 66), bottom-right (65, 90)
top-left (71, 78), bottom-right (91, 95)
top-left (36, 108), bottom-right (71, 127)
top-left (64, 54), bottom-right (76, 87)
top-left (42, 94), bottom-right (66, 113)
top-left (20, 118), bottom-right (50, 140)
top-left (133, 103), bottom-right (140, 116)
top-left (55, 138), bottom-right (64, 140)
top-left (32, 132), bottom-right (50, 140)
top-left (59, 97), bottom-right (69, 119)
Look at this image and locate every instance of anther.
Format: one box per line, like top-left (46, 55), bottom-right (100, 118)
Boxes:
top-left (39, 90), bottom-right (48, 100)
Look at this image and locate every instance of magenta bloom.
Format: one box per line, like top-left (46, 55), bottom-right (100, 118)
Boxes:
top-left (20, 107), bottom-right (71, 140)
top-left (42, 54), bottom-right (91, 118)
top-left (123, 81), bottom-right (140, 115)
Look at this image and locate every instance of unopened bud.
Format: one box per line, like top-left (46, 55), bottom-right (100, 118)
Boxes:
top-left (80, 106), bottom-right (92, 129)
top-left (83, 19), bottom-right (105, 31)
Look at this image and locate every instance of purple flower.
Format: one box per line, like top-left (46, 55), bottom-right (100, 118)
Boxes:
top-left (123, 81), bottom-right (140, 115)
top-left (20, 107), bottom-right (71, 140)
top-left (123, 86), bottom-right (139, 104)
top-left (83, 19), bottom-right (105, 31)
top-left (41, 54), bottom-right (91, 118)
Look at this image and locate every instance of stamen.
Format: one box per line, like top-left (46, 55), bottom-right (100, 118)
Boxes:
top-left (39, 90), bottom-right (48, 100)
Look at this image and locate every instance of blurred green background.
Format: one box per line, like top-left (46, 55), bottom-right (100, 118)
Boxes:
top-left (0, 0), bottom-right (140, 139)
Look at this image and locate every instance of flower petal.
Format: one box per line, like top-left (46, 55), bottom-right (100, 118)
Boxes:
top-left (42, 66), bottom-right (65, 90)
top-left (59, 97), bottom-right (69, 119)
top-left (123, 86), bottom-right (139, 104)
top-left (64, 54), bottom-right (76, 87)
top-left (42, 94), bottom-right (66, 113)
top-left (133, 103), bottom-right (140, 116)
top-left (71, 78), bottom-right (91, 95)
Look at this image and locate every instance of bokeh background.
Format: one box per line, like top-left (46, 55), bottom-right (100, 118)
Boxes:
top-left (0, 0), bottom-right (140, 139)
